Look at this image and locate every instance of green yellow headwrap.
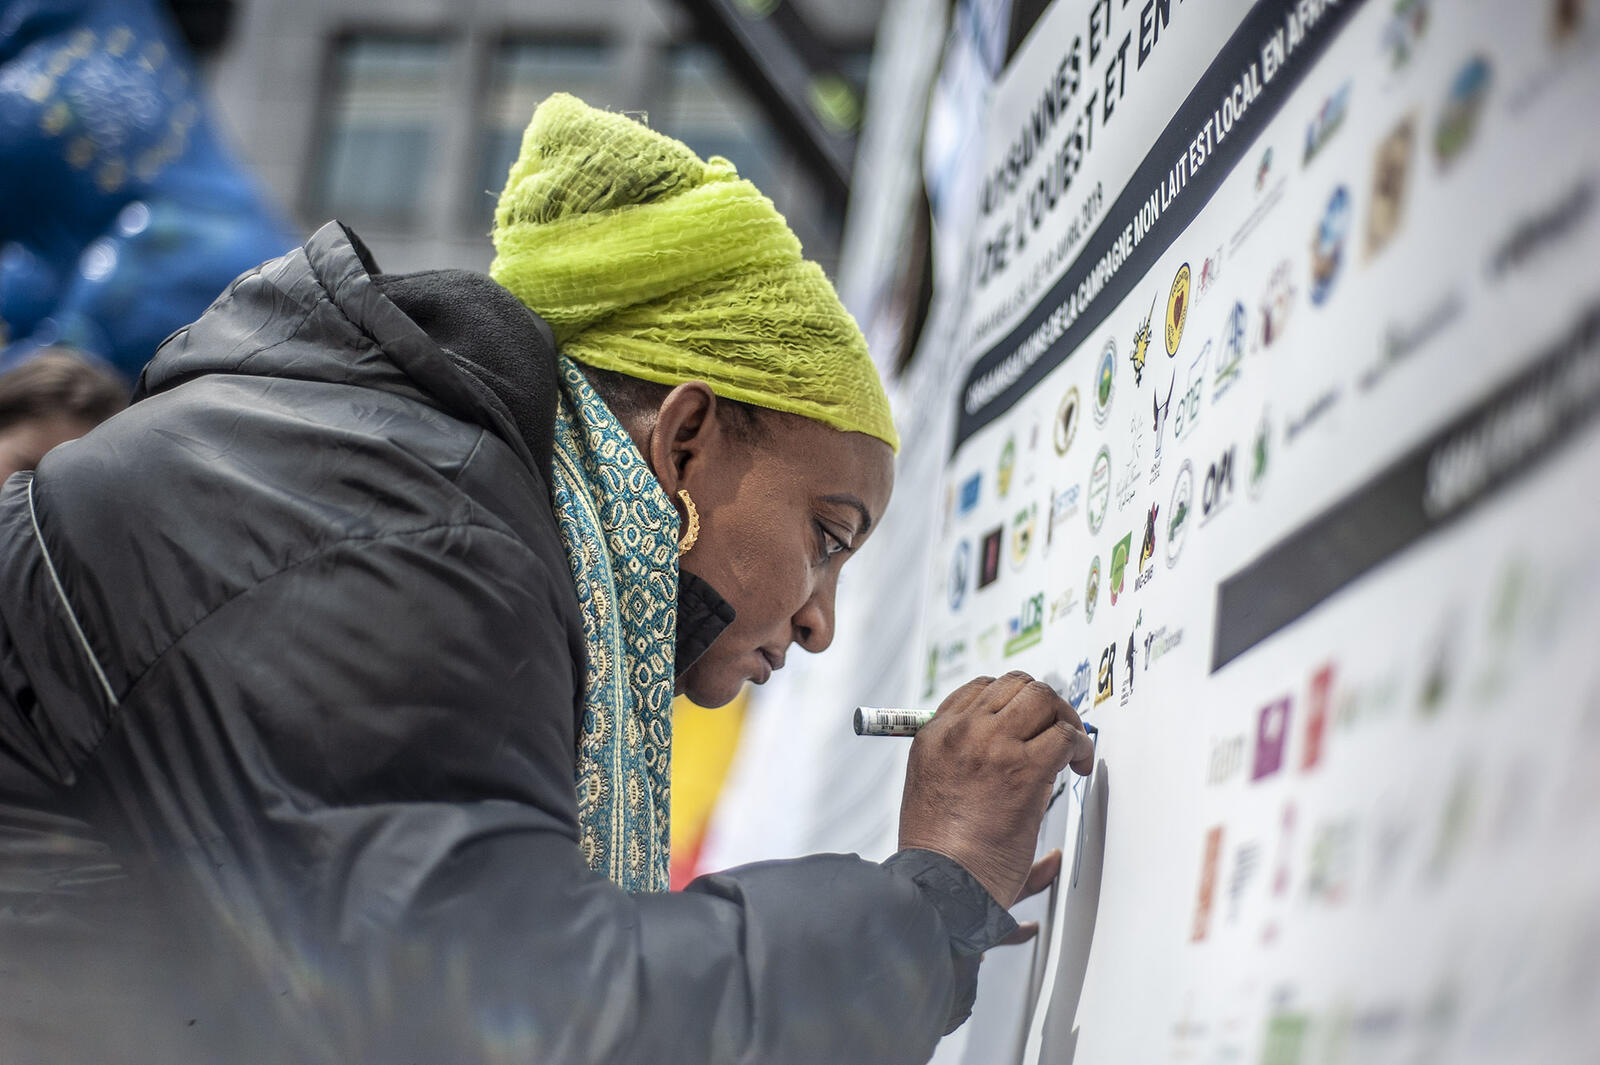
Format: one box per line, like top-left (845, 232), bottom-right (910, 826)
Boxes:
top-left (489, 92), bottom-right (899, 451)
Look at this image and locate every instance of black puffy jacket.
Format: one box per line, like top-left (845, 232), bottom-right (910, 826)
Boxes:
top-left (0, 223), bottom-right (1012, 1063)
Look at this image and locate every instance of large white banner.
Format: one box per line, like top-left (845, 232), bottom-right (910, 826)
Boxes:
top-left (921, 1), bottom-right (1600, 1062)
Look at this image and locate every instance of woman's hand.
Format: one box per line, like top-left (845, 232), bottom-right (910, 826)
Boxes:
top-left (898, 672), bottom-right (1094, 908)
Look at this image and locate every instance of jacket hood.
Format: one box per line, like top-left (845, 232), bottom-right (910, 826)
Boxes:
top-left (136, 221), bottom-right (552, 474)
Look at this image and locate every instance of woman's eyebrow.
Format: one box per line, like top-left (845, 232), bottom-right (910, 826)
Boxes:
top-left (818, 493), bottom-right (873, 536)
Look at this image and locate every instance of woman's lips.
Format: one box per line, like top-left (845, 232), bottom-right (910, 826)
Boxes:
top-left (755, 647), bottom-right (784, 683)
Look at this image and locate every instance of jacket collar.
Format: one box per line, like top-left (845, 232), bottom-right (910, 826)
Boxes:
top-left (675, 571), bottom-right (736, 679)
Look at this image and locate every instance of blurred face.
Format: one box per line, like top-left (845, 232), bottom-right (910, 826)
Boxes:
top-left (641, 385), bottom-right (895, 708)
top-left (0, 414), bottom-right (97, 484)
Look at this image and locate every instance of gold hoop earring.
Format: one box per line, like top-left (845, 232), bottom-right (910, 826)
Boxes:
top-left (676, 489), bottom-right (700, 556)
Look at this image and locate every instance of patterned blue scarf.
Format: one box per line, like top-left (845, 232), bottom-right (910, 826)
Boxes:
top-left (549, 356), bottom-right (678, 893)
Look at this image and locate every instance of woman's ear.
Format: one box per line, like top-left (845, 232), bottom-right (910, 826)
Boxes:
top-left (647, 381), bottom-right (720, 496)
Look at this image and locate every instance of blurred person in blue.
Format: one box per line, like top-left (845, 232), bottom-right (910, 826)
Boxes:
top-left (0, 0), bottom-right (294, 380)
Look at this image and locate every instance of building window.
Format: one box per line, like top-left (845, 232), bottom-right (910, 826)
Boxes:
top-left (310, 36), bottom-right (447, 226)
top-left (472, 39), bottom-right (615, 226)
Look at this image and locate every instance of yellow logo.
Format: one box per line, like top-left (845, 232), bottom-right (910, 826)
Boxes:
top-left (1130, 294), bottom-right (1155, 385)
top-left (1166, 262), bottom-right (1191, 356)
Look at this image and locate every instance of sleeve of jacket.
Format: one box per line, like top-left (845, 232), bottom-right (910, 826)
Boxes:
top-left (96, 514), bottom-right (1002, 1065)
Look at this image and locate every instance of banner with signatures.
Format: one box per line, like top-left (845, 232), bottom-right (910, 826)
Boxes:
top-left (917, 1), bottom-right (1600, 1062)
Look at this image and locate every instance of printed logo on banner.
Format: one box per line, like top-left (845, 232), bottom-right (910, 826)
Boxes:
top-left (1130, 294), bottom-right (1156, 385)
top-left (1214, 302), bottom-right (1246, 402)
top-left (1255, 146), bottom-right (1274, 192)
top-left (1435, 55), bottom-right (1492, 169)
top-left (1094, 641), bottom-right (1116, 706)
top-left (1087, 446), bottom-right (1112, 533)
top-left (978, 526), bottom-right (1003, 588)
top-left (1302, 81), bottom-right (1350, 165)
top-left (1382, 0), bottom-right (1430, 71)
top-left (923, 636), bottom-right (970, 697)
top-left (1310, 185), bottom-right (1352, 305)
top-left (1009, 502), bottom-right (1037, 570)
top-left (976, 624), bottom-right (1000, 661)
top-left (1252, 697), bottom-right (1293, 781)
top-left (1174, 339), bottom-right (1208, 441)
top-left (1306, 818), bottom-right (1357, 905)
top-left (1067, 658), bottom-right (1092, 711)
top-left (1144, 623), bottom-right (1182, 669)
top-left (1303, 663), bottom-right (1336, 770)
top-left (1365, 116), bottom-right (1415, 260)
top-left (1116, 415), bottom-right (1144, 509)
top-left (1227, 841), bottom-right (1261, 923)
top-left (1418, 616), bottom-right (1457, 715)
top-left (1166, 262), bottom-right (1191, 356)
top-left (1085, 554), bottom-right (1102, 622)
top-left (1191, 826), bottom-right (1225, 942)
top-left (1249, 411), bottom-right (1272, 499)
top-left (1201, 445), bottom-right (1237, 524)
top-left (1135, 503), bottom-right (1159, 591)
top-left (948, 539), bottom-right (971, 611)
top-left (1055, 386), bottom-right (1081, 456)
top-left (1048, 581), bottom-right (1079, 623)
top-left (1149, 372), bottom-right (1174, 483)
top-left (1094, 338), bottom-right (1117, 426)
top-left (1486, 180), bottom-right (1594, 281)
top-left (1259, 260), bottom-right (1295, 348)
top-left (1121, 615), bottom-right (1141, 706)
top-left (1199, 249), bottom-right (1223, 300)
top-left (1167, 461), bottom-right (1194, 567)
top-left (958, 471), bottom-right (982, 516)
top-left (1046, 483), bottom-right (1082, 549)
top-left (1207, 734), bottom-right (1246, 785)
top-left (1109, 532), bottom-right (1133, 606)
top-left (997, 435), bottom-right (1017, 499)
top-left (1004, 592), bottom-right (1045, 656)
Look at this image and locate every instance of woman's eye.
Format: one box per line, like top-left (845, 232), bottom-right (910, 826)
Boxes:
top-left (815, 522), bottom-right (848, 563)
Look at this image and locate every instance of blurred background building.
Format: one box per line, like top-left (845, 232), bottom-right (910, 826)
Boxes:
top-left (205, 0), bottom-right (883, 276)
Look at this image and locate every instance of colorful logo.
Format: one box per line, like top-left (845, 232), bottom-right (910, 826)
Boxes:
top-left (1259, 261), bottom-right (1295, 349)
top-left (1094, 338), bottom-right (1117, 426)
top-left (1054, 386), bottom-right (1081, 456)
top-left (1302, 82), bottom-right (1350, 165)
top-left (978, 526), bottom-right (1003, 587)
top-left (1310, 185), bottom-right (1351, 305)
top-left (997, 435), bottom-right (1016, 498)
top-left (1249, 412), bottom-right (1272, 500)
top-left (1086, 445), bottom-right (1112, 533)
top-left (1004, 592), bottom-right (1045, 656)
top-left (1095, 641), bottom-right (1117, 706)
top-left (1365, 116), bottom-right (1415, 260)
top-left (1255, 146), bottom-right (1274, 192)
top-left (1252, 697), bottom-right (1293, 781)
top-left (1303, 663), bottom-right (1335, 770)
top-left (1165, 263), bottom-right (1191, 356)
top-left (957, 471), bottom-right (982, 515)
top-left (948, 539), bottom-right (970, 611)
top-left (1382, 0), bottom-right (1430, 71)
top-left (1434, 55), bottom-right (1491, 169)
top-left (1214, 301), bottom-right (1246, 401)
top-left (1130, 294), bottom-right (1156, 385)
top-left (1191, 825), bottom-right (1224, 941)
top-left (1167, 461), bottom-right (1193, 568)
top-left (1175, 339), bottom-right (1207, 441)
top-left (1067, 658), bottom-right (1092, 710)
top-left (1009, 502), bottom-right (1038, 570)
top-left (1109, 531), bottom-right (1133, 605)
top-left (1135, 503), bottom-right (1159, 591)
top-left (1085, 554), bottom-right (1102, 622)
